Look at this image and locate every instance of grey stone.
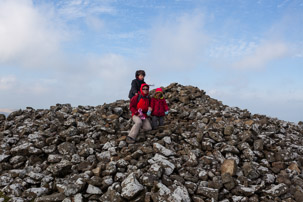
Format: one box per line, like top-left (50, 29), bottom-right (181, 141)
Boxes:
top-left (121, 173), bottom-right (144, 199)
top-left (86, 184), bottom-right (102, 195)
top-left (35, 193), bottom-right (66, 202)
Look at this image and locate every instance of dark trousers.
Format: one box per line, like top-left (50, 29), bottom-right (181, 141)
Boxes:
top-left (151, 116), bottom-right (164, 130)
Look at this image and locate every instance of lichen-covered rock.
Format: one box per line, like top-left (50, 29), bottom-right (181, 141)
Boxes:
top-left (46, 160), bottom-right (72, 177)
top-left (153, 143), bottom-right (175, 156)
top-left (86, 184), bottom-right (102, 195)
top-left (22, 187), bottom-right (48, 200)
top-left (148, 154), bottom-right (175, 175)
top-left (263, 183), bottom-right (288, 197)
top-left (121, 173), bottom-right (144, 199)
top-left (196, 185), bottom-right (219, 201)
top-left (35, 193), bottom-right (66, 202)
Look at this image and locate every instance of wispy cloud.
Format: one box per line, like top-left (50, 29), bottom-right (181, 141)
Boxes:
top-left (55, 0), bottom-right (115, 19)
top-left (232, 41), bottom-right (289, 69)
top-left (209, 40), bottom-right (258, 58)
top-left (277, 0), bottom-right (290, 8)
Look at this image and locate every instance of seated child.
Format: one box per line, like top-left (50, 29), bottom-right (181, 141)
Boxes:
top-left (149, 88), bottom-right (169, 130)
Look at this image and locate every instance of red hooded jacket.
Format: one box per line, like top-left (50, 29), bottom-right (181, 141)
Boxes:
top-left (151, 88), bottom-right (169, 117)
top-left (129, 83), bottom-right (150, 118)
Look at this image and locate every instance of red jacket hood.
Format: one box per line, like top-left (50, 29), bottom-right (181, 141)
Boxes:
top-left (140, 83), bottom-right (149, 96)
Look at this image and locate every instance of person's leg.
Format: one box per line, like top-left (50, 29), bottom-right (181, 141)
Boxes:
top-left (151, 116), bottom-right (158, 130)
top-left (159, 116), bottom-right (164, 126)
top-left (142, 118), bottom-right (152, 131)
top-left (128, 115), bottom-right (142, 139)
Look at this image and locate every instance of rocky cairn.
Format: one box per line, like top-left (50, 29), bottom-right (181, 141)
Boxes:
top-left (1, 83), bottom-right (303, 202)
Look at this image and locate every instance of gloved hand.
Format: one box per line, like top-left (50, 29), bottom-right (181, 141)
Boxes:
top-left (165, 111), bottom-right (169, 115)
top-left (147, 110), bottom-right (151, 116)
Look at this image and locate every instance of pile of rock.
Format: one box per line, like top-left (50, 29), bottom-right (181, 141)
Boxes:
top-left (0, 83), bottom-right (303, 202)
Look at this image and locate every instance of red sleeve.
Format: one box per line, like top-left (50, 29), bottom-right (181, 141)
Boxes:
top-left (163, 98), bottom-right (169, 111)
top-left (150, 98), bottom-right (155, 110)
top-left (130, 95), bottom-right (138, 115)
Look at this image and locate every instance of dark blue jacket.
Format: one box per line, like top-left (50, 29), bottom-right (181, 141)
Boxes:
top-left (128, 78), bottom-right (145, 99)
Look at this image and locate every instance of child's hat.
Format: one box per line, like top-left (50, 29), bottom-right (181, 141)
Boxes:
top-left (155, 88), bottom-right (163, 93)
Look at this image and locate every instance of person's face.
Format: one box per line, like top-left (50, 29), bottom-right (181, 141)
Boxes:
top-left (138, 74), bottom-right (144, 80)
top-left (142, 87), bottom-right (149, 93)
top-left (155, 92), bottom-right (162, 98)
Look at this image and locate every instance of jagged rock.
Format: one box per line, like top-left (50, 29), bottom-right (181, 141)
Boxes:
top-left (148, 154), bottom-right (175, 175)
top-left (35, 193), bottom-right (66, 202)
top-left (153, 143), bottom-right (175, 156)
top-left (0, 154), bottom-right (10, 162)
top-left (55, 178), bottom-right (85, 197)
top-left (46, 160), bottom-right (72, 177)
top-left (222, 173), bottom-right (235, 190)
top-left (73, 193), bottom-right (84, 202)
top-left (121, 172), bottom-right (144, 199)
top-left (0, 174), bottom-right (13, 186)
top-left (57, 142), bottom-right (76, 156)
top-left (196, 185), bottom-right (219, 201)
top-left (221, 159), bottom-right (237, 176)
top-left (151, 182), bottom-right (171, 201)
top-left (184, 150), bottom-right (198, 167)
top-left (288, 162), bottom-right (301, 173)
top-left (22, 187), bottom-right (48, 200)
top-left (101, 176), bottom-right (114, 190)
top-left (99, 182), bottom-right (122, 201)
top-left (10, 143), bottom-right (33, 155)
top-left (170, 182), bottom-right (191, 202)
top-left (86, 184), bottom-right (102, 194)
top-left (149, 163), bottom-right (163, 178)
top-left (224, 125), bottom-right (234, 135)
top-left (263, 183), bottom-right (288, 197)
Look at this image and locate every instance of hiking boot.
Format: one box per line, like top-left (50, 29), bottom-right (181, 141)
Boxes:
top-left (126, 136), bottom-right (136, 144)
top-left (136, 134), bottom-right (146, 142)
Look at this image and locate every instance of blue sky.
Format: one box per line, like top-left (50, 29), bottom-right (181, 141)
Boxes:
top-left (0, 0), bottom-right (302, 123)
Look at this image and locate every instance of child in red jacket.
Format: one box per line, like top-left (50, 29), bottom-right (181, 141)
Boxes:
top-left (149, 88), bottom-right (169, 130)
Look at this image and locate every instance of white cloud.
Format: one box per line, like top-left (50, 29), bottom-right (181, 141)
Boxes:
top-left (88, 53), bottom-right (131, 81)
top-left (0, 0), bottom-right (114, 69)
top-left (0, 0), bottom-right (67, 68)
top-left (232, 41), bottom-right (289, 69)
top-left (85, 16), bottom-right (105, 31)
top-left (146, 12), bottom-right (209, 70)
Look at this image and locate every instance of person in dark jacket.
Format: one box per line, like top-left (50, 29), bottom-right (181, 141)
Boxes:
top-left (128, 70), bottom-right (146, 99)
top-left (149, 88), bottom-right (169, 130)
top-left (127, 83), bottom-right (152, 144)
